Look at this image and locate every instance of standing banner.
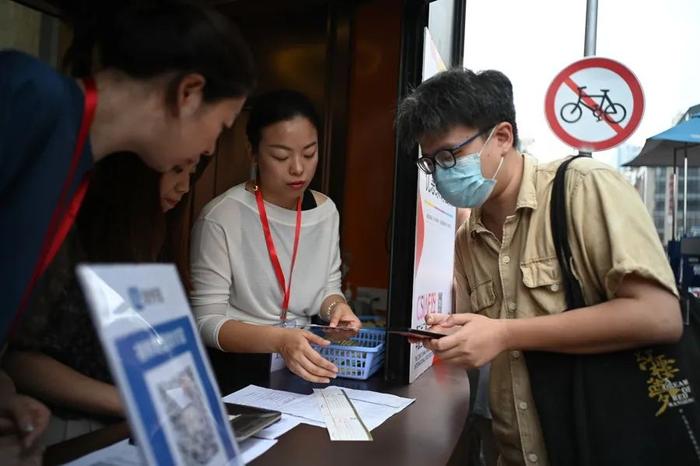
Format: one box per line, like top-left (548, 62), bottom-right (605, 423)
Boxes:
top-left (77, 264), bottom-right (241, 466)
top-left (408, 29), bottom-right (456, 382)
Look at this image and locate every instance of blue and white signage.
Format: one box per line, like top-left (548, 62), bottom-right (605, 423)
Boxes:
top-left (77, 264), bottom-right (241, 466)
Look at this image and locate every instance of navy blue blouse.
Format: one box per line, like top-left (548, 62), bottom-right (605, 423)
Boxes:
top-left (0, 50), bottom-right (94, 343)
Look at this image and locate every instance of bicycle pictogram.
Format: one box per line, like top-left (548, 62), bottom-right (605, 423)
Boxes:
top-left (559, 86), bottom-right (627, 124)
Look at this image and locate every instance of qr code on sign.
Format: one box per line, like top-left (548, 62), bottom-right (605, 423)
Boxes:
top-left (157, 367), bottom-right (219, 465)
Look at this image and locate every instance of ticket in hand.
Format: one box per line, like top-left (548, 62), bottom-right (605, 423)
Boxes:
top-left (387, 328), bottom-right (447, 339)
top-left (302, 324), bottom-right (360, 341)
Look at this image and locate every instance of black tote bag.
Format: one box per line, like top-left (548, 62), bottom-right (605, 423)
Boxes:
top-left (525, 155), bottom-right (700, 466)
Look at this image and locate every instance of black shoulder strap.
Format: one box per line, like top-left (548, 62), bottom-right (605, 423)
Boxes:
top-left (550, 156), bottom-right (587, 310)
top-left (301, 189), bottom-right (317, 211)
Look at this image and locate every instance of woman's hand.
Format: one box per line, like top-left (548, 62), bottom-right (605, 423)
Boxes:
top-left (328, 303), bottom-right (362, 331)
top-left (277, 329), bottom-right (338, 383)
top-left (0, 394), bottom-right (50, 449)
top-left (0, 434), bottom-right (43, 466)
top-left (0, 371), bottom-right (50, 449)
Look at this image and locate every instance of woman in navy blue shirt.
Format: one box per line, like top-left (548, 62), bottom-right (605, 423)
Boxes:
top-left (0, 1), bottom-right (255, 461)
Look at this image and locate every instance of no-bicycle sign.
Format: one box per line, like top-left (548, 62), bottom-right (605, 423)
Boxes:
top-left (545, 57), bottom-right (644, 152)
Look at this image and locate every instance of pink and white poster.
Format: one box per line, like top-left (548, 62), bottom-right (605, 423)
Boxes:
top-left (409, 29), bottom-right (456, 383)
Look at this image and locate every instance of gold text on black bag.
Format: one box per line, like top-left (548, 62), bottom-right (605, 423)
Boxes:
top-left (637, 349), bottom-right (695, 416)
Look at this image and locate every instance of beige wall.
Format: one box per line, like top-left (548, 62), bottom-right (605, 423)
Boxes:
top-left (0, 0), bottom-right (42, 56)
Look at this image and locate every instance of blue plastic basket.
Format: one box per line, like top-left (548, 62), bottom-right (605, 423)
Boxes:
top-left (359, 315), bottom-right (385, 328)
top-left (313, 328), bottom-right (385, 380)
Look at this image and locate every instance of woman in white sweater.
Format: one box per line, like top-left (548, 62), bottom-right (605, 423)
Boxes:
top-left (190, 90), bottom-right (361, 384)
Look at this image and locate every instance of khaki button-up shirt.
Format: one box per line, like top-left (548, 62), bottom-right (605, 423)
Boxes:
top-left (454, 155), bottom-right (678, 466)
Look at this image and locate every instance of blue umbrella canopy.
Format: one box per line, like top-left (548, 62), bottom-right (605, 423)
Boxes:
top-left (625, 114), bottom-right (700, 167)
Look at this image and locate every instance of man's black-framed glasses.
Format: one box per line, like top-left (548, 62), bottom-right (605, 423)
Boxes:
top-left (416, 127), bottom-right (492, 174)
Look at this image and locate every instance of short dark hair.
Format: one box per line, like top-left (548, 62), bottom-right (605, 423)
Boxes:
top-left (246, 90), bottom-right (321, 153)
top-left (64, 0), bottom-right (256, 101)
top-left (396, 68), bottom-right (518, 151)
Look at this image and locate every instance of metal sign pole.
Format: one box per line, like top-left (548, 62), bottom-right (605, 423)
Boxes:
top-left (579, 0), bottom-right (599, 157)
top-left (584, 0), bottom-right (598, 56)
top-left (684, 145), bottom-right (689, 236)
top-left (673, 150), bottom-right (678, 241)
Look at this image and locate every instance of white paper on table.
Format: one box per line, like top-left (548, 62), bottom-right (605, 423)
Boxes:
top-left (239, 437), bottom-right (277, 464)
top-left (252, 414), bottom-right (301, 440)
top-left (224, 385), bottom-right (414, 432)
top-left (223, 385), bottom-right (305, 408)
top-left (64, 436), bottom-right (277, 466)
top-left (295, 417), bottom-right (326, 428)
top-left (340, 387), bottom-right (415, 410)
top-left (223, 385), bottom-right (323, 423)
top-left (314, 387), bottom-right (372, 441)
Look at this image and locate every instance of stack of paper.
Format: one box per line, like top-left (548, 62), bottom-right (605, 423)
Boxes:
top-left (223, 385), bottom-right (415, 432)
top-left (67, 386), bottom-right (414, 465)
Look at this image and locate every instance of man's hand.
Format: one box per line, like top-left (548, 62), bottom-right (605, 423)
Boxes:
top-left (424, 313), bottom-right (510, 368)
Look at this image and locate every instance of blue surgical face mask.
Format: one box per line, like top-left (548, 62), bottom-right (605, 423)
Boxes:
top-left (432, 130), bottom-right (504, 208)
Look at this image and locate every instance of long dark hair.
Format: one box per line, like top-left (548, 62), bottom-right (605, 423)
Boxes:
top-left (12, 154), bottom-right (172, 352)
top-left (64, 0), bottom-right (256, 101)
top-left (11, 156), bottom-right (208, 381)
top-left (76, 153), bottom-right (211, 266)
top-left (162, 156), bottom-right (212, 290)
top-left (76, 153), bottom-right (165, 262)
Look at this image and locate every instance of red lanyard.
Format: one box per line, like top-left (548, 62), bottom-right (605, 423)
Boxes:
top-left (255, 188), bottom-right (302, 321)
top-left (12, 78), bottom-right (97, 335)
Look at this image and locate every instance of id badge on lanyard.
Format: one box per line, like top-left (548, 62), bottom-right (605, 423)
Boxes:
top-left (255, 188), bottom-right (303, 373)
top-left (254, 187), bottom-right (302, 322)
